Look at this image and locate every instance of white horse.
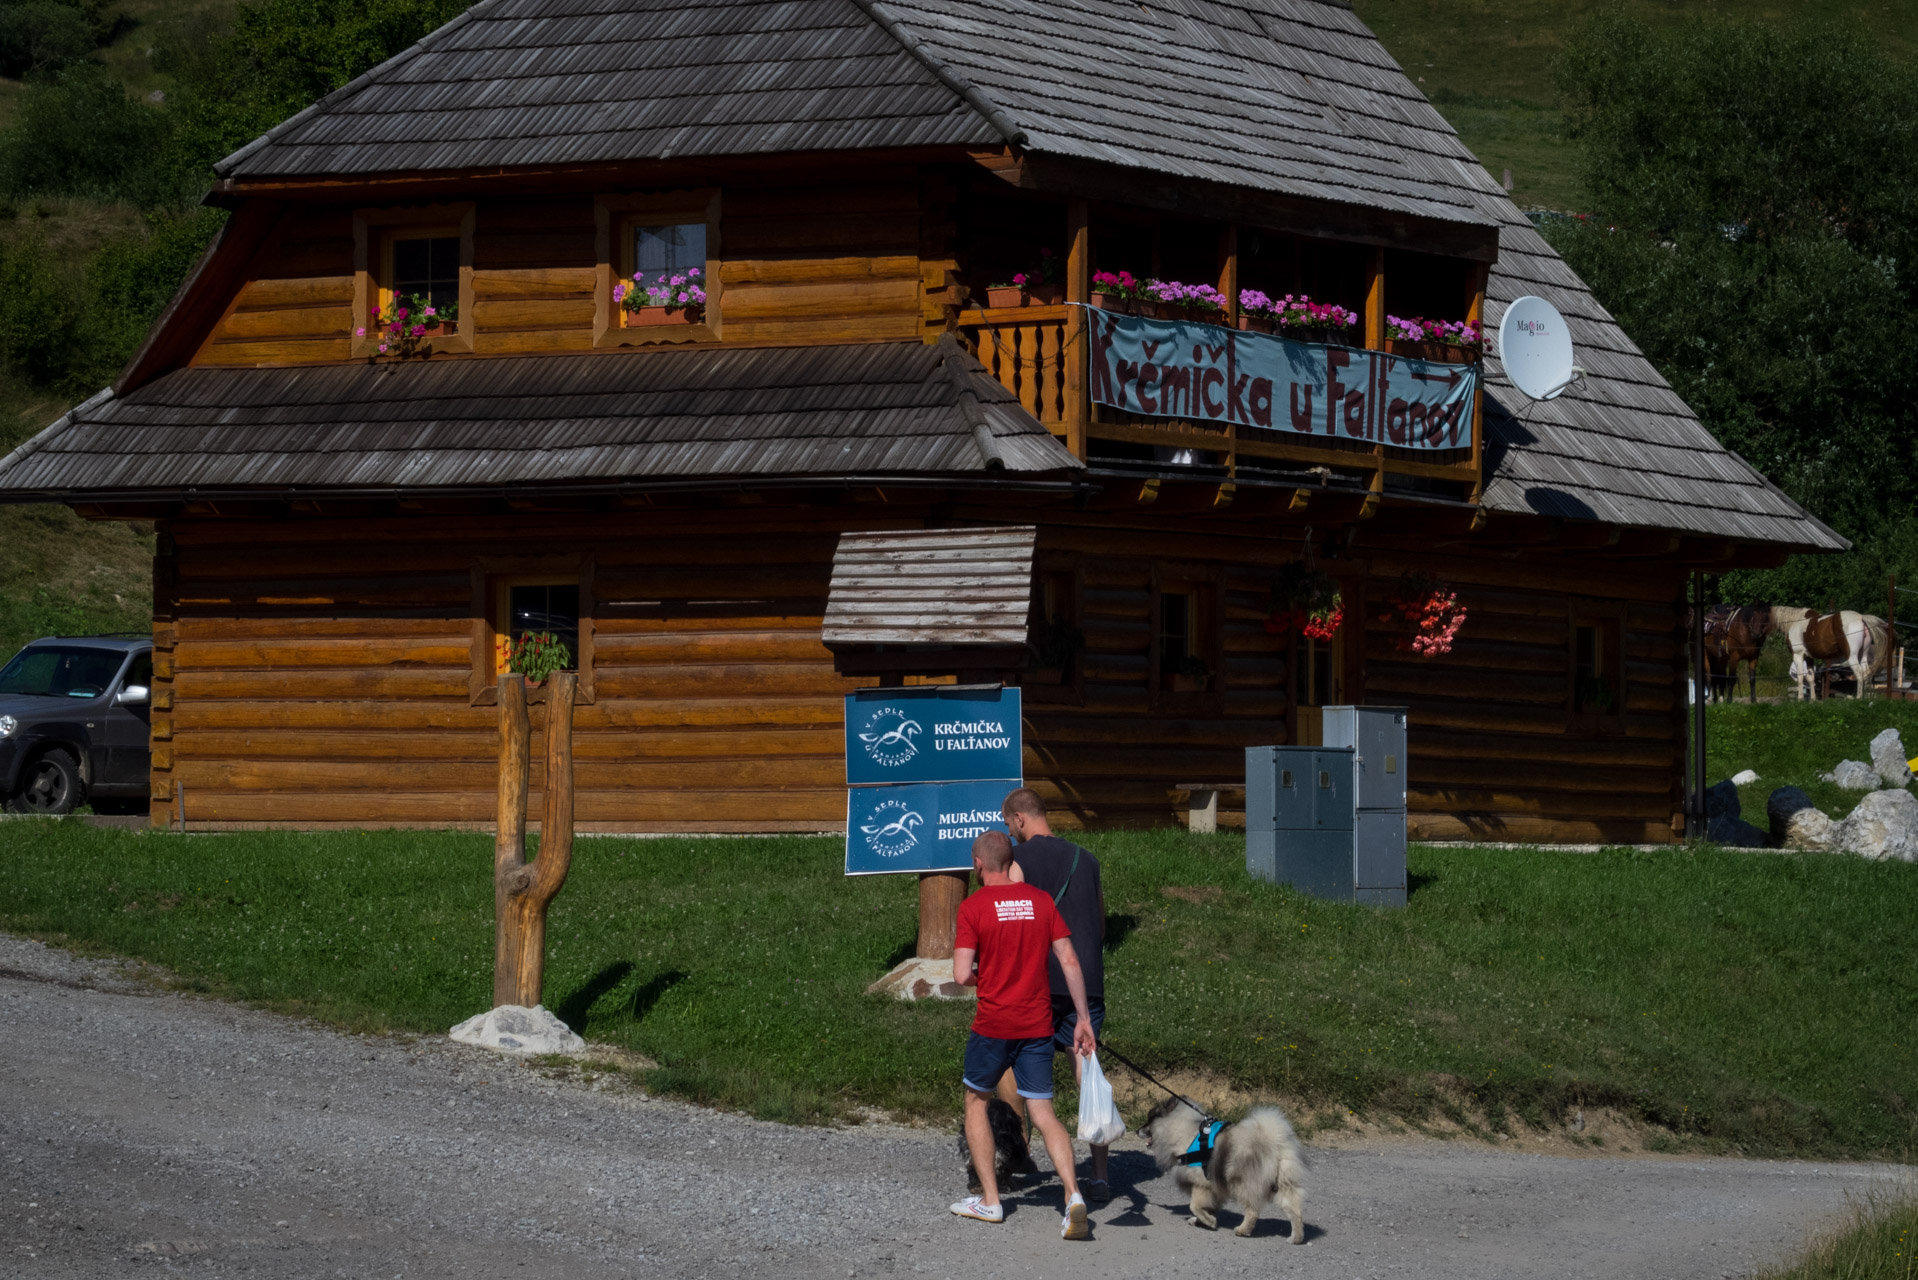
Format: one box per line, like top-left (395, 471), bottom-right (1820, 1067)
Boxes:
top-left (1784, 610), bottom-right (1889, 700)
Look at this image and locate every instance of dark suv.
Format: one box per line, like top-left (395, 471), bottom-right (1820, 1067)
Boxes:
top-left (0, 636), bottom-right (153, 815)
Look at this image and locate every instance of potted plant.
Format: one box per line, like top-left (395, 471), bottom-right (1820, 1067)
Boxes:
top-left (508, 630), bottom-right (572, 688)
top-left (359, 292), bottom-right (459, 358)
top-left (1027, 620), bottom-right (1085, 684)
top-left (617, 267), bottom-right (707, 326)
top-left (1264, 560), bottom-right (1343, 638)
top-left (1378, 571), bottom-right (1466, 656)
top-left (1165, 655), bottom-right (1210, 693)
top-left (1274, 296), bottom-right (1359, 345)
top-left (1238, 289), bottom-right (1276, 332)
top-left (1575, 674), bottom-right (1615, 714)
top-left (1386, 315), bottom-right (1482, 362)
top-left (986, 248), bottom-right (1064, 308)
top-left (1090, 269), bottom-right (1143, 312)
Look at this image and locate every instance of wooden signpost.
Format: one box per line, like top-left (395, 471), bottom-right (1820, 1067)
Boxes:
top-left (493, 672), bottom-right (577, 1008)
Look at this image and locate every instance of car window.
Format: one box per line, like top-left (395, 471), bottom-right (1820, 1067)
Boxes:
top-left (123, 653), bottom-right (152, 689)
top-left (0, 646), bottom-right (127, 698)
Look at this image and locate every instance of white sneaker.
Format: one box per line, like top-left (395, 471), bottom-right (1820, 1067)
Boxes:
top-left (1062, 1193), bottom-right (1090, 1240)
top-left (951, 1196), bottom-right (1004, 1223)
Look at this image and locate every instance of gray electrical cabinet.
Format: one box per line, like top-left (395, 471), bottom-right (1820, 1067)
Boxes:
top-left (1323, 706), bottom-right (1409, 907)
top-left (1245, 707), bottom-right (1408, 908)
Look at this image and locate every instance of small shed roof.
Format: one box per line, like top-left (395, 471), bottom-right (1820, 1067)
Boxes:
top-left (0, 340), bottom-right (1082, 501)
top-left (824, 526), bottom-right (1036, 646)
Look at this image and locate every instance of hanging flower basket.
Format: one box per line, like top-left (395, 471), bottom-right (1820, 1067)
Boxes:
top-left (1264, 561), bottom-right (1343, 639)
top-left (1378, 571), bottom-right (1466, 656)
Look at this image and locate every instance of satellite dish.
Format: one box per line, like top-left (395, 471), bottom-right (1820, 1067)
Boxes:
top-left (1498, 295), bottom-right (1584, 400)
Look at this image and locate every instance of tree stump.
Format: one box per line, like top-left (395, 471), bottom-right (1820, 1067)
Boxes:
top-left (493, 671), bottom-right (577, 1008)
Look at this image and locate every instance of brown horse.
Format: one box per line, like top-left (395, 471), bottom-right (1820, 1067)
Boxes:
top-left (1700, 604), bottom-right (1774, 703)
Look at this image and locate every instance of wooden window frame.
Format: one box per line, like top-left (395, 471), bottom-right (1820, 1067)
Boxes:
top-left (594, 189), bottom-right (722, 348)
top-left (1023, 555), bottom-right (1085, 705)
top-left (469, 554), bottom-right (596, 706)
top-left (1150, 564), bottom-right (1221, 709)
top-left (1568, 604), bottom-right (1625, 732)
top-left (352, 203), bottom-right (476, 357)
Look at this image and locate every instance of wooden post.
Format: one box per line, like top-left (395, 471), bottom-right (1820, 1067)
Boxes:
top-left (917, 870), bottom-right (970, 960)
top-left (1466, 261), bottom-right (1490, 505)
top-left (1690, 571), bottom-right (1706, 837)
top-left (1064, 199), bottom-right (1090, 461)
top-left (493, 671), bottom-right (578, 1008)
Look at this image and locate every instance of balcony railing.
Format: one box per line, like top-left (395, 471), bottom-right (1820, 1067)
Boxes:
top-left (957, 305), bottom-right (1483, 506)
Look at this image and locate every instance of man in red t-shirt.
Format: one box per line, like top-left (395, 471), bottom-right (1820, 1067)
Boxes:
top-left (950, 830), bottom-right (1097, 1239)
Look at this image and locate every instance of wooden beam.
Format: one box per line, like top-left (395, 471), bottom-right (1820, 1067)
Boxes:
top-left (1364, 248), bottom-right (1385, 350)
top-left (1064, 199), bottom-right (1090, 461)
top-left (1001, 153), bottom-right (1503, 262)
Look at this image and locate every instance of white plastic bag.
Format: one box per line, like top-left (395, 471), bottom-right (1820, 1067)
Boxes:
top-left (1076, 1051), bottom-right (1127, 1145)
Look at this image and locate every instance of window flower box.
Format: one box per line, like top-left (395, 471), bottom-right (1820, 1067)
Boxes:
top-left (618, 269), bottom-right (707, 327)
top-left (1090, 290), bottom-right (1134, 313)
top-left (1386, 315), bottom-right (1483, 359)
top-left (627, 305), bottom-right (703, 327)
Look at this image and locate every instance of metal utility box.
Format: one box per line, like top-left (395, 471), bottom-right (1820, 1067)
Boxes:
top-left (1322, 705), bottom-right (1408, 812)
top-left (1245, 746), bottom-right (1352, 832)
top-left (1244, 712), bottom-right (1408, 908)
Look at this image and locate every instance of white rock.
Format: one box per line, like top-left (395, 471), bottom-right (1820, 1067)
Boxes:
top-left (1767, 787), bottom-right (1837, 851)
top-left (865, 956), bottom-right (976, 1002)
top-left (1835, 788), bottom-right (1918, 862)
top-left (448, 1004), bottom-right (584, 1056)
top-left (1870, 728), bottom-right (1913, 787)
top-left (1821, 760), bottom-right (1881, 791)
top-left (1731, 769), bottom-right (1760, 786)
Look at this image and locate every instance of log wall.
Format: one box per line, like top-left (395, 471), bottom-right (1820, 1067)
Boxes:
top-left (193, 178), bottom-right (926, 367)
top-left (148, 505), bottom-right (1687, 843)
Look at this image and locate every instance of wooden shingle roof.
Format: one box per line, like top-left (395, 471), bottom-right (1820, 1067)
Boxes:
top-left (195, 0), bottom-right (1844, 549)
top-left (824, 526), bottom-right (1036, 646)
top-left (0, 341), bottom-right (1081, 501)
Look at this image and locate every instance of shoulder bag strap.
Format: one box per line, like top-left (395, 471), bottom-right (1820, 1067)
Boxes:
top-left (1050, 845), bottom-right (1082, 909)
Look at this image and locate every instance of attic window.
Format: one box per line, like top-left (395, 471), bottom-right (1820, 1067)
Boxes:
top-left (391, 235), bottom-right (461, 319)
top-left (353, 203), bottom-right (475, 357)
top-left (596, 189), bottom-right (721, 348)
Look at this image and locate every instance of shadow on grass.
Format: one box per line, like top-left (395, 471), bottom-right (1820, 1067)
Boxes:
top-left (555, 960), bottom-right (633, 1031)
top-left (1104, 912), bottom-right (1140, 951)
top-left (1408, 869), bottom-right (1439, 899)
top-left (883, 936), bottom-right (917, 969)
top-left (631, 968), bottom-right (689, 1022)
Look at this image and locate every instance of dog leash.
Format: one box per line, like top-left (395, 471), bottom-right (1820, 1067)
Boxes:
top-left (1095, 1040), bottom-right (1218, 1126)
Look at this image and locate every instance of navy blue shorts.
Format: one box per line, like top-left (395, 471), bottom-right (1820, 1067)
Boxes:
top-left (1051, 997), bottom-right (1105, 1055)
top-left (963, 1032), bottom-right (1055, 1100)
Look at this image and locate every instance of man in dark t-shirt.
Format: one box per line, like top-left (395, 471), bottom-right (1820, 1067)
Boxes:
top-left (1000, 787), bottom-right (1112, 1201)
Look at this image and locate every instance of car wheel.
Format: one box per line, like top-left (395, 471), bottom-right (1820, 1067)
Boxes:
top-left (7, 749), bottom-right (82, 816)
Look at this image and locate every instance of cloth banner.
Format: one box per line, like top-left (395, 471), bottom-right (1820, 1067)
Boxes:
top-left (1086, 309), bottom-right (1477, 451)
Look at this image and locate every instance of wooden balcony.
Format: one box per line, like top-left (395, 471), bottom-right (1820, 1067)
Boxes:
top-left (959, 304), bottom-right (1483, 506)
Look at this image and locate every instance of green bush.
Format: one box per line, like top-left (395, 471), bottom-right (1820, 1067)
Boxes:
top-left (1547, 16), bottom-right (1918, 615)
top-left (0, 1), bottom-right (95, 77)
top-left (0, 65), bottom-right (178, 207)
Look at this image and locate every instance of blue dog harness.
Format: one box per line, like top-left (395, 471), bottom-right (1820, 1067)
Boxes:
top-left (1179, 1120), bottom-right (1225, 1168)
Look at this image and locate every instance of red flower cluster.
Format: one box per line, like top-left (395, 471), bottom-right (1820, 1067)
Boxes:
top-left (1380, 576), bottom-right (1465, 656)
top-left (1263, 600), bottom-right (1344, 640)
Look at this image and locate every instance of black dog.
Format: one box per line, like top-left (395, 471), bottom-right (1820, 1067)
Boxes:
top-left (960, 1097), bottom-right (1031, 1193)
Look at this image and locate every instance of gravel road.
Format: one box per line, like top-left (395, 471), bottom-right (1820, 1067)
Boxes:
top-left (0, 934), bottom-right (1900, 1279)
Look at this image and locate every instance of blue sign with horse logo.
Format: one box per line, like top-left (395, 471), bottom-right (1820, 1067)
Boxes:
top-left (845, 779), bottom-right (1022, 875)
top-left (844, 686), bottom-right (1023, 786)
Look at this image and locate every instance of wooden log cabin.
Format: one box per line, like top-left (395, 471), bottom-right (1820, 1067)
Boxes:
top-left (0, 0), bottom-right (1842, 842)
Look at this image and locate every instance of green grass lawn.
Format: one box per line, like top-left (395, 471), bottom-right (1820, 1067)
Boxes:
top-left (1705, 696), bottom-right (1918, 827)
top-left (1, 821), bottom-right (1911, 1158)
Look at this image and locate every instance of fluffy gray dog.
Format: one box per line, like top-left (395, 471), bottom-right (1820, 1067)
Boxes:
top-left (1141, 1097), bottom-right (1309, 1242)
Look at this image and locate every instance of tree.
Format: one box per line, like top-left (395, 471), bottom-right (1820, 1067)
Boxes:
top-left (1544, 16), bottom-right (1918, 611)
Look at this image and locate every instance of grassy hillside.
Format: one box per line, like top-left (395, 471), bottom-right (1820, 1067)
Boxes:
top-left (1351, 0), bottom-right (1918, 211)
